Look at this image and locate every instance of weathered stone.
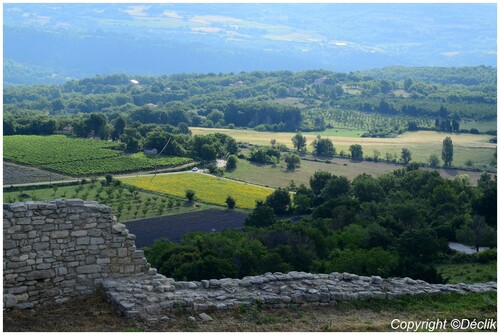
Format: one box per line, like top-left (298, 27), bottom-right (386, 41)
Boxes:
top-left (199, 313), bottom-right (213, 321)
top-left (50, 230), bottom-right (69, 239)
top-left (71, 230), bottom-right (88, 237)
top-left (66, 199), bottom-right (84, 206)
top-left (25, 269), bottom-right (56, 280)
top-left (33, 242), bottom-right (50, 250)
top-left (4, 240), bottom-right (17, 250)
top-left (90, 237), bottom-right (105, 245)
top-left (77, 264), bottom-right (101, 274)
top-left (4, 294), bottom-right (18, 308)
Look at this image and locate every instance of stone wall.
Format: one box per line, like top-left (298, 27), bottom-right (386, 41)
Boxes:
top-left (3, 200), bottom-right (497, 319)
top-left (3, 199), bottom-right (153, 309)
top-left (103, 272), bottom-right (496, 320)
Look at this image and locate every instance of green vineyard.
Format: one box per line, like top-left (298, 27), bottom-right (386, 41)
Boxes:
top-left (4, 135), bottom-right (193, 176)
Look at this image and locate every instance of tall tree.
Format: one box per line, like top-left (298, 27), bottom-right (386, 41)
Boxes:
top-left (401, 148), bottom-right (412, 165)
top-left (442, 137), bottom-right (454, 167)
top-left (112, 115), bottom-right (127, 140)
top-left (291, 132), bottom-right (307, 153)
top-left (312, 135), bottom-right (336, 157)
top-left (284, 153), bottom-right (301, 171)
top-left (349, 144), bottom-right (363, 160)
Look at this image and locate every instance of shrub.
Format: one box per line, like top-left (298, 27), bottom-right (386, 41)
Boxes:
top-left (185, 189), bottom-right (196, 202)
top-left (475, 249), bottom-right (497, 264)
top-left (226, 195), bottom-right (236, 209)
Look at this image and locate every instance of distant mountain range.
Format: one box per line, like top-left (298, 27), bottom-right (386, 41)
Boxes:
top-left (4, 3), bottom-right (497, 85)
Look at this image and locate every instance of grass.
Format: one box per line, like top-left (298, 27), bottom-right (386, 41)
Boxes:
top-left (436, 262), bottom-right (497, 284)
top-left (190, 127), bottom-right (496, 168)
top-left (3, 180), bottom-right (210, 222)
top-left (4, 291), bottom-right (496, 332)
top-left (118, 172), bottom-right (274, 209)
top-left (461, 120), bottom-right (497, 132)
top-left (224, 156), bottom-right (488, 189)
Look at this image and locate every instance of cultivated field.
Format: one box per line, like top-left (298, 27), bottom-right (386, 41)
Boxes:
top-left (119, 172), bottom-right (274, 209)
top-left (225, 157), bottom-right (489, 188)
top-left (3, 162), bottom-right (71, 185)
top-left (4, 135), bottom-right (193, 176)
top-left (124, 209), bottom-right (247, 247)
top-left (3, 181), bottom-right (209, 222)
top-left (191, 128), bottom-right (496, 168)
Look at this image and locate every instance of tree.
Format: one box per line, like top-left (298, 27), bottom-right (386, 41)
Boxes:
top-left (86, 113), bottom-right (108, 139)
top-left (442, 137), bottom-right (454, 167)
top-left (265, 188), bottom-right (291, 215)
top-left (177, 122), bottom-right (191, 135)
top-left (456, 216), bottom-right (496, 252)
top-left (312, 136), bottom-right (335, 157)
top-left (320, 175), bottom-right (351, 200)
top-left (400, 148), bottom-right (412, 165)
top-left (284, 154), bottom-right (301, 171)
top-left (428, 154), bottom-right (440, 167)
top-left (352, 174), bottom-right (385, 203)
top-left (245, 201), bottom-right (277, 227)
top-left (225, 196), bottom-right (236, 209)
top-left (111, 116), bottom-right (126, 140)
top-left (291, 132), bottom-right (307, 153)
top-left (226, 155), bottom-right (238, 171)
top-left (185, 189), bottom-right (196, 202)
top-left (349, 144), bottom-right (363, 160)
top-left (309, 171), bottom-right (332, 196)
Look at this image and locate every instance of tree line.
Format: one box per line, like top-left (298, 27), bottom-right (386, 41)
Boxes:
top-left (144, 167), bottom-right (497, 282)
top-left (4, 67), bottom-right (496, 139)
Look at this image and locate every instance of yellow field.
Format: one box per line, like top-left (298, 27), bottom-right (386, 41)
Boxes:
top-left (191, 127), bottom-right (496, 167)
top-left (118, 172), bottom-right (274, 209)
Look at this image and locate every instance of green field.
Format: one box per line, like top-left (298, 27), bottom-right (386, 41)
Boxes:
top-left (3, 180), bottom-right (208, 221)
top-left (191, 127), bottom-right (496, 168)
top-left (436, 262), bottom-right (497, 284)
top-left (461, 120), bottom-right (497, 132)
top-left (225, 156), bottom-right (487, 188)
top-left (119, 172), bottom-right (274, 209)
top-left (4, 135), bottom-right (193, 176)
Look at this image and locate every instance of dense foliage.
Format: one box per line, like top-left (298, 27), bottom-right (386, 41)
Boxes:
top-left (4, 68), bottom-right (496, 143)
top-left (144, 168), bottom-right (497, 283)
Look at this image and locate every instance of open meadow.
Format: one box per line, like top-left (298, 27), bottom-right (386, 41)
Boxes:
top-left (118, 172), bottom-right (274, 209)
top-left (224, 157), bottom-right (488, 189)
top-left (191, 127), bottom-right (496, 168)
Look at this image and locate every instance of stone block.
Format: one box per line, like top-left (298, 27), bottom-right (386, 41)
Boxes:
top-left (17, 217), bottom-right (31, 225)
top-left (4, 294), bottom-right (18, 308)
top-left (50, 230), bottom-right (69, 239)
top-left (10, 204), bottom-right (27, 212)
top-left (90, 237), bottom-right (104, 245)
top-left (26, 269), bottom-right (56, 280)
top-left (36, 263), bottom-right (52, 270)
top-left (77, 264), bottom-right (101, 274)
top-left (71, 230), bottom-right (88, 237)
top-left (66, 199), bottom-right (84, 206)
top-left (7, 225), bottom-right (21, 233)
top-left (76, 237), bottom-right (90, 245)
top-left (4, 240), bottom-right (17, 250)
top-left (96, 258), bottom-right (111, 264)
top-left (33, 242), bottom-right (49, 250)
top-left (117, 248), bottom-right (128, 257)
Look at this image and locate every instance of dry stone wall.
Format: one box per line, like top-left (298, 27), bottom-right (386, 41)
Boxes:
top-left (3, 199), bottom-right (153, 310)
top-left (3, 200), bottom-right (497, 319)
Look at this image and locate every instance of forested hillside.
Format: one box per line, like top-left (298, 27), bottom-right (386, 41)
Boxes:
top-left (4, 67), bottom-right (497, 142)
